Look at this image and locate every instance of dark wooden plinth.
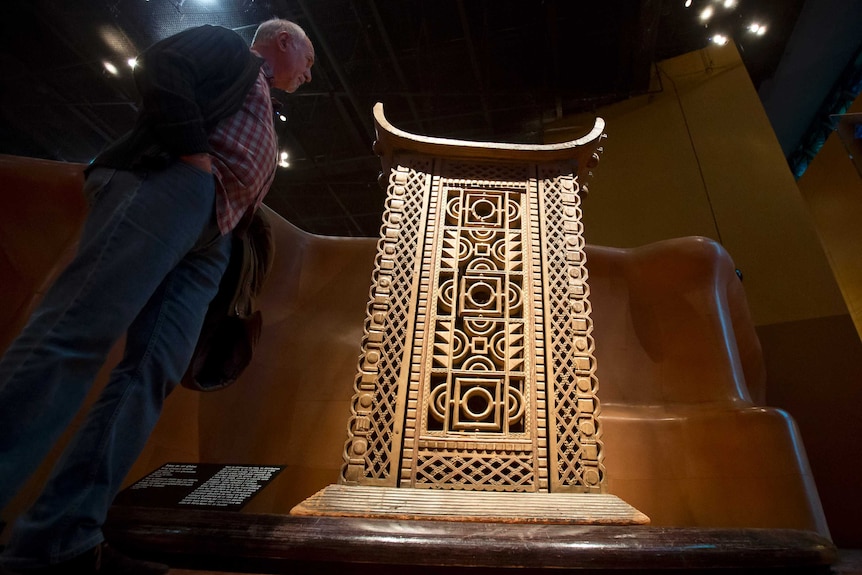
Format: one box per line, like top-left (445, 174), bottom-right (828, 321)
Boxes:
top-left (105, 506), bottom-right (837, 574)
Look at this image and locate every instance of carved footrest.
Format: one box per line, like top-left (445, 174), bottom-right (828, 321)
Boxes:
top-left (291, 484), bottom-right (649, 525)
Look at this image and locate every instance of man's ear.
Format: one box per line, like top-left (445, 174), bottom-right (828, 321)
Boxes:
top-left (278, 30), bottom-right (291, 51)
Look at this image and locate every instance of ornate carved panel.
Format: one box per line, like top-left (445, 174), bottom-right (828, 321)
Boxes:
top-left (342, 159), bottom-right (431, 484)
top-left (407, 163), bottom-right (539, 492)
top-left (342, 104), bottom-right (607, 495)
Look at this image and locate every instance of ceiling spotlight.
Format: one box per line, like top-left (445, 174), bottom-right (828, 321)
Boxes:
top-left (711, 34), bottom-right (729, 46)
top-left (747, 23), bottom-right (768, 35)
top-left (278, 113), bottom-right (287, 122)
top-left (278, 150), bottom-right (290, 168)
top-left (127, 58), bottom-right (138, 69)
top-left (723, 0), bottom-right (738, 9)
top-left (103, 61), bottom-right (119, 75)
top-left (684, 0), bottom-right (692, 7)
top-left (700, 6), bottom-right (714, 21)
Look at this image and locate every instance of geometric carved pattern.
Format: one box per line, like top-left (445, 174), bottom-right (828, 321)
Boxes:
top-left (407, 171), bottom-right (538, 491)
top-left (415, 449), bottom-right (535, 491)
top-left (343, 159), bottom-right (431, 484)
top-left (341, 105), bottom-right (607, 498)
top-left (539, 167), bottom-right (603, 492)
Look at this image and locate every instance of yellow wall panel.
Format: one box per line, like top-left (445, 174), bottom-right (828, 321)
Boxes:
top-left (797, 97), bottom-right (862, 340)
top-left (547, 44), bottom-right (848, 326)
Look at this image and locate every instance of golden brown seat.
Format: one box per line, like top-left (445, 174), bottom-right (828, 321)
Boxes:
top-left (0, 155), bottom-right (829, 541)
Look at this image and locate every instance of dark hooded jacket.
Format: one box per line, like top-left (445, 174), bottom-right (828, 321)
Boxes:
top-left (91, 24), bottom-right (264, 171)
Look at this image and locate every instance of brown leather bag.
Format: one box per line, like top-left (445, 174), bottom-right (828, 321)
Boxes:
top-left (182, 209), bottom-right (275, 391)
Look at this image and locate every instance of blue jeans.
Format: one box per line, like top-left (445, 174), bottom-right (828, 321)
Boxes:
top-left (0, 163), bottom-right (231, 568)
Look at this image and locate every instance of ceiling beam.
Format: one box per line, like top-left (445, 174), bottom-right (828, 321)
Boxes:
top-left (626, 0), bottom-right (662, 93)
top-left (456, 0), bottom-right (493, 131)
top-left (1, 54), bottom-right (117, 158)
top-left (366, 0), bottom-right (427, 134)
top-left (296, 0), bottom-right (375, 147)
top-left (28, 10), bottom-right (131, 146)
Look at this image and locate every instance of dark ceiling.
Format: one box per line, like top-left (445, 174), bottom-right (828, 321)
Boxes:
top-left (0, 0), bottom-right (807, 236)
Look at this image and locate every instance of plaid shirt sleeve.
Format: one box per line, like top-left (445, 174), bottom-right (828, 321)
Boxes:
top-left (208, 68), bottom-right (278, 235)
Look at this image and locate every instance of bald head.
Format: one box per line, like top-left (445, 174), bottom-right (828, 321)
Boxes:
top-left (251, 19), bottom-right (315, 93)
top-left (252, 19), bottom-right (308, 47)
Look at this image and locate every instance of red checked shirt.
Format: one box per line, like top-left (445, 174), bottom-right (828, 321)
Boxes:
top-left (208, 60), bottom-right (278, 235)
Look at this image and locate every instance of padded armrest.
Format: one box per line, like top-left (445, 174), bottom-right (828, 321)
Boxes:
top-left (587, 236), bottom-right (766, 407)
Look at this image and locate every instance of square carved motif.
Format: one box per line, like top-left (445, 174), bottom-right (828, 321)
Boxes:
top-left (459, 275), bottom-right (503, 317)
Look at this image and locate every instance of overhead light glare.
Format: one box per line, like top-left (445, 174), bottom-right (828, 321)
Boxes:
top-left (279, 113), bottom-right (287, 122)
top-left (711, 34), bottom-right (729, 46)
top-left (723, 0), bottom-right (738, 9)
top-left (103, 61), bottom-right (119, 75)
top-left (748, 22), bottom-right (768, 35)
top-left (684, 0), bottom-right (692, 7)
top-left (127, 58), bottom-right (138, 69)
top-left (279, 150), bottom-right (290, 168)
top-left (700, 6), bottom-right (714, 21)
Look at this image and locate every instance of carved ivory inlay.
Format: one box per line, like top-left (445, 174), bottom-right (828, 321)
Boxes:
top-left (342, 104), bottom-right (607, 494)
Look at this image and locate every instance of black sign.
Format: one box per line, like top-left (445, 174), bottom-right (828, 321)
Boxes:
top-left (115, 463), bottom-right (284, 510)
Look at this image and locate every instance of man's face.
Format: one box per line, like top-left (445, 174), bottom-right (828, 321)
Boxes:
top-left (273, 33), bottom-right (314, 93)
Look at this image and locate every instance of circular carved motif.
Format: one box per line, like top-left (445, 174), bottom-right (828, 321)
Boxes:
top-left (438, 278), bottom-right (455, 314)
top-left (429, 385), bottom-right (448, 423)
top-left (458, 237), bottom-right (472, 262)
top-left (467, 257), bottom-right (498, 272)
top-left (507, 386), bottom-right (525, 425)
top-left (508, 282), bottom-right (523, 315)
top-left (471, 198), bottom-right (496, 221)
top-left (468, 229), bottom-right (496, 243)
top-left (445, 196), bottom-right (461, 224)
top-left (491, 237), bottom-right (507, 266)
top-left (465, 319), bottom-right (495, 337)
top-left (452, 329), bottom-right (469, 364)
top-left (466, 281), bottom-right (495, 309)
top-left (462, 356), bottom-right (495, 371)
top-left (352, 439), bottom-right (368, 455)
top-left (461, 386), bottom-right (494, 420)
top-left (490, 331), bottom-right (506, 365)
top-left (507, 198), bottom-right (521, 223)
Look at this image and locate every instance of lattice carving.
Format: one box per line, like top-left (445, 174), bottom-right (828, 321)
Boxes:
top-left (414, 448), bottom-right (535, 491)
top-left (340, 103), bottom-right (608, 497)
top-left (539, 167), bottom-right (603, 492)
top-left (343, 158), bottom-right (431, 484)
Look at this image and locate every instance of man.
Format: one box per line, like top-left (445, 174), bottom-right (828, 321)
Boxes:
top-left (0, 18), bottom-right (314, 574)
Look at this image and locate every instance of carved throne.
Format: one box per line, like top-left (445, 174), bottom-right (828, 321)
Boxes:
top-left (0, 141), bottom-right (835, 569)
top-left (293, 104), bottom-right (646, 523)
